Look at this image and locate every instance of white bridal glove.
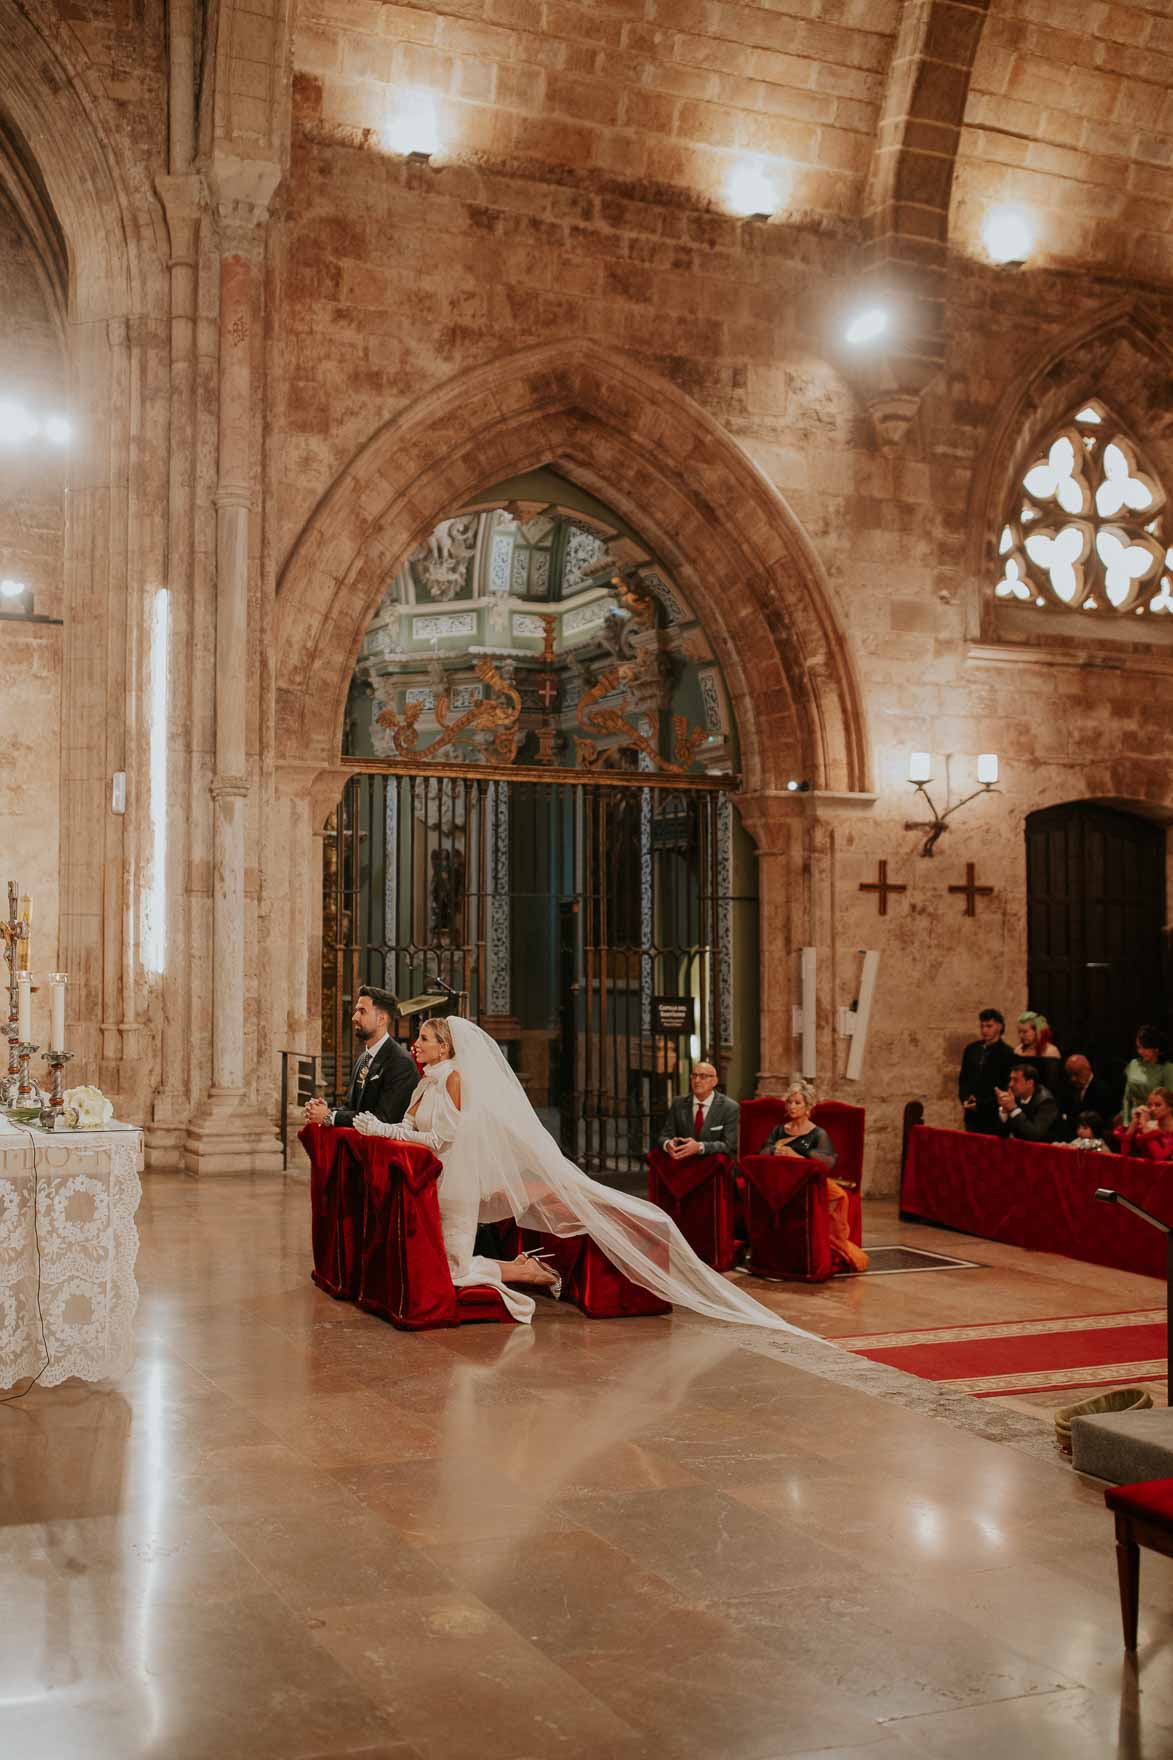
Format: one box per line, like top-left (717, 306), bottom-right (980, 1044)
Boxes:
top-left (353, 1113), bottom-right (403, 1139)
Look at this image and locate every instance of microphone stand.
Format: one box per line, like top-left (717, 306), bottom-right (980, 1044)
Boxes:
top-left (1095, 1189), bottom-right (1172, 1394)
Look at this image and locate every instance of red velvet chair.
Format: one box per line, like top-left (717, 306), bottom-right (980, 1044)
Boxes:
top-left (738, 1097), bottom-right (866, 1282)
top-left (1104, 1478), bottom-right (1173, 1651)
top-left (646, 1147), bottom-right (737, 1271)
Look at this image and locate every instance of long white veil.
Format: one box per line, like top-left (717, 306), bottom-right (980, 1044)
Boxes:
top-left (445, 1017), bottom-right (814, 1337)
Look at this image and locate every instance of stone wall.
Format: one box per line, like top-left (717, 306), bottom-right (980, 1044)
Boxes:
top-left (5, 0), bottom-right (1173, 1190)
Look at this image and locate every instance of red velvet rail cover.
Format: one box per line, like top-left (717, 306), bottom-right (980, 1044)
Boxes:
top-left (740, 1155), bottom-right (833, 1282)
top-left (646, 1148), bottom-right (737, 1271)
top-left (300, 1124), bottom-right (459, 1329)
top-left (901, 1125), bottom-right (1173, 1281)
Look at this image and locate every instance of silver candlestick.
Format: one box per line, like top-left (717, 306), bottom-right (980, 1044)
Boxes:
top-left (16, 1042), bottom-right (38, 1106)
top-left (39, 1049), bottom-right (74, 1130)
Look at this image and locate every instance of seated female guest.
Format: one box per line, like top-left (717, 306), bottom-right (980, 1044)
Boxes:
top-left (1015, 1011), bottom-right (1062, 1066)
top-left (1117, 1087), bottom-right (1173, 1162)
top-left (763, 1081), bottom-right (869, 1272)
top-left (1122, 1025), bottom-right (1173, 1126)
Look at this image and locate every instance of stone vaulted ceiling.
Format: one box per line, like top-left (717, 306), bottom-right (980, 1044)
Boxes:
top-left (951, 0), bottom-right (1173, 281)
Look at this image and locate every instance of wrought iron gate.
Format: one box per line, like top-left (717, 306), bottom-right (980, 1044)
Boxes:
top-left (322, 766), bottom-right (739, 1177)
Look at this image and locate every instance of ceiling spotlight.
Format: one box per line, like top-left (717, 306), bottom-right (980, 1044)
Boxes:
top-left (844, 306), bottom-right (888, 346)
top-left (982, 205), bottom-right (1032, 267)
top-left (44, 415), bottom-right (71, 446)
top-left (0, 577), bottom-right (27, 599)
top-left (727, 162), bottom-right (778, 221)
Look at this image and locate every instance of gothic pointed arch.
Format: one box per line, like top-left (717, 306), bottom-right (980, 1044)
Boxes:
top-left (967, 300), bottom-right (1173, 638)
top-left (275, 341), bottom-right (870, 802)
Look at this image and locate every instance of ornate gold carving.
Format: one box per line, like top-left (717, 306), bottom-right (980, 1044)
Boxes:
top-left (376, 658), bottom-right (521, 763)
top-left (573, 664), bottom-right (707, 774)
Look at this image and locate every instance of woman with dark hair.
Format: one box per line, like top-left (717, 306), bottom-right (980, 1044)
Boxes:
top-left (1117, 1086), bottom-right (1173, 1163)
top-left (1122, 1026), bottom-right (1173, 1126)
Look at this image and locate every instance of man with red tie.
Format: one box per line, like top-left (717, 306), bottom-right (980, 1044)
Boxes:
top-left (655, 1060), bottom-right (739, 1161)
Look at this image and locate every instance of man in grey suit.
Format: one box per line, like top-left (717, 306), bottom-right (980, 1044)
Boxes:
top-left (656, 1059), bottom-right (739, 1161)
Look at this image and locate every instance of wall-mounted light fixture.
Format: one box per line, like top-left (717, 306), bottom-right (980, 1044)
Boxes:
top-left (982, 205), bottom-right (1033, 268)
top-left (844, 306), bottom-right (888, 346)
top-left (785, 778), bottom-right (811, 793)
top-left (727, 161), bottom-right (780, 222)
top-left (905, 752), bottom-right (999, 857)
top-left (384, 92), bottom-right (440, 163)
top-left (0, 577), bottom-right (32, 616)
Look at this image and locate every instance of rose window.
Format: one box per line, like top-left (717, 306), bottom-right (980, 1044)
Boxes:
top-left (995, 402), bottom-right (1171, 616)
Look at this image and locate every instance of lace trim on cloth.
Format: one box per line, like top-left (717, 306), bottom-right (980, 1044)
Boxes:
top-left (0, 1127), bottom-right (142, 1388)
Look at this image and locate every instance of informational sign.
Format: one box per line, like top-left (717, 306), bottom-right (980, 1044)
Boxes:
top-left (652, 996), bottom-right (695, 1035)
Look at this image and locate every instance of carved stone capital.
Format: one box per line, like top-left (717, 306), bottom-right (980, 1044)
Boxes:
top-left (211, 775), bottom-right (249, 801)
top-left (155, 172), bottom-right (205, 267)
top-left (204, 154), bottom-right (281, 260)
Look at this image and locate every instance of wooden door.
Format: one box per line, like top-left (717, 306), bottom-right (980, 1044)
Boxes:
top-left (1026, 803), bottom-right (1166, 1075)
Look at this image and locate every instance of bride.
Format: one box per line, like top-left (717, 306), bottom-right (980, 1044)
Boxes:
top-left (354, 1014), bottom-right (811, 1334)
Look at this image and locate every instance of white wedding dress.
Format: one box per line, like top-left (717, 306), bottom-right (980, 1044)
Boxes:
top-left (357, 1017), bottom-right (812, 1335)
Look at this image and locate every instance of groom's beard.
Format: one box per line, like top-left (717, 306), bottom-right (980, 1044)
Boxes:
top-left (353, 1025), bottom-right (374, 1043)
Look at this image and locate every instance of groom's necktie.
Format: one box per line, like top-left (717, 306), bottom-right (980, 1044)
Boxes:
top-left (694, 1102), bottom-right (705, 1137)
top-left (351, 1050), bottom-right (372, 1104)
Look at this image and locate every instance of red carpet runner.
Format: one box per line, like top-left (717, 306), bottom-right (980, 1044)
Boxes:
top-left (840, 1308), bottom-right (1168, 1397)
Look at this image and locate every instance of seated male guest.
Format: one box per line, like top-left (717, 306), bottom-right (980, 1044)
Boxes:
top-left (994, 1062), bottom-right (1061, 1143)
top-left (958, 1008), bottom-right (1016, 1134)
top-left (304, 985), bottom-right (417, 1129)
top-left (1061, 1054), bottom-right (1117, 1140)
top-left (656, 1060), bottom-right (739, 1161)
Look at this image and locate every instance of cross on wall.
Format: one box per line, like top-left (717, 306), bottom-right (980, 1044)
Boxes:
top-left (858, 860), bottom-right (907, 916)
top-left (948, 863), bottom-right (994, 917)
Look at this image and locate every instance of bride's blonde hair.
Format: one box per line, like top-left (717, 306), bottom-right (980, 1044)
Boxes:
top-left (422, 1016), bottom-right (455, 1058)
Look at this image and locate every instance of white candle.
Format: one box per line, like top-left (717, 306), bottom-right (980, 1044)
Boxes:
top-left (17, 972), bottom-right (30, 1042)
top-left (49, 974), bottom-right (66, 1053)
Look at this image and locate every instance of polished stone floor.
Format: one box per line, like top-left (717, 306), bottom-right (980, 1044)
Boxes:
top-left (1, 1176), bottom-right (1171, 1760)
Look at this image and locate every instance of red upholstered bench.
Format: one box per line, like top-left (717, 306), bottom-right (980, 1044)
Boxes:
top-left (646, 1148), bottom-right (737, 1271)
top-left (1104, 1478), bottom-right (1173, 1651)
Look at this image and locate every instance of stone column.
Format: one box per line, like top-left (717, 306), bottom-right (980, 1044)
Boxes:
top-left (185, 159), bottom-right (283, 1175)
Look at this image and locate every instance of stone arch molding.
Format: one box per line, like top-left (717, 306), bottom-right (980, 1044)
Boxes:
top-left (276, 341), bottom-right (870, 806)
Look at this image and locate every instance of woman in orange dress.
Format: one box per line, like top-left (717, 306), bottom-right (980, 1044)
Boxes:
top-left (763, 1080), bottom-right (869, 1272)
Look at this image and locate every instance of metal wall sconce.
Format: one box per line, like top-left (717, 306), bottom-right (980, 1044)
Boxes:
top-left (905, 751), bottom-right (999, 857)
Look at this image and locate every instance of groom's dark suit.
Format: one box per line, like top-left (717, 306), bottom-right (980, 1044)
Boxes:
top-left (331, 1035), bottom-right (417, 1129)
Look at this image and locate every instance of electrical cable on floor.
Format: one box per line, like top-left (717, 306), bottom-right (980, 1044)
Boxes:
top-left (0, 1123), bottom-right (51, 1405)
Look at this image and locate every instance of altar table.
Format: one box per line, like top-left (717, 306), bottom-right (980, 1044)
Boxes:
top-left (0, 1117), bottom-right (143, 1388)
top-left (900, 1118), bottom-right (1173, 1281)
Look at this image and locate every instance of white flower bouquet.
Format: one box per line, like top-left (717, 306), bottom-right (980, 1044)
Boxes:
top-left (63, 1085), bottom-right (114, 1130)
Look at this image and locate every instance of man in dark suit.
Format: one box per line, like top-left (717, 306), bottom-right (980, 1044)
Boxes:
top-left (958, 1008), bottom-right (1016, 1134)
top-left (656, 1060), bottom-right (739, 1161)
top-left (994, 1061), bottom-right (1061, 1143)
top-left (1060, 1054), bottom-right (1117, 1140)
top-left (304, 985), bottom-right (417, 1130)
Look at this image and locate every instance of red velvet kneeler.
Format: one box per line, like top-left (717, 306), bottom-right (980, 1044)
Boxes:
top-left (646, 1148), bottom-right (737, 1271)
top-left (740, 1155), bottom-right (833, 1282)
top-left (302, 1123), bottom-right (365, 1302)
top-left (515, 1228), bottom-right (672, 1318)
top-left (353, 1136), bottom-right (458, 1330)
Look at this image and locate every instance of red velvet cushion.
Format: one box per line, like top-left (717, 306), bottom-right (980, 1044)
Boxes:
top-left (1105, 1478), bottom-right (1173, 1524)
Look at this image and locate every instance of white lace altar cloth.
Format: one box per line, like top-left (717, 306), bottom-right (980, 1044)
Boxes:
top-left (0, 1118), bottom-right (143, 1388)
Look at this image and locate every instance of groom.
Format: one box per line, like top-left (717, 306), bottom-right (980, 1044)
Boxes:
top-left (304, 985), bottom-right (417, 1129)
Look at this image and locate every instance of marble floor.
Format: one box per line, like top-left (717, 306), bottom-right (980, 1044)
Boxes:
top-left (1, 1176), bottom-right (1171, 1760)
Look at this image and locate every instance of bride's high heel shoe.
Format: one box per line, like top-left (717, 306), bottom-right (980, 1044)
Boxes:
top-left (502, 1251), bottom-right (561, 1294)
